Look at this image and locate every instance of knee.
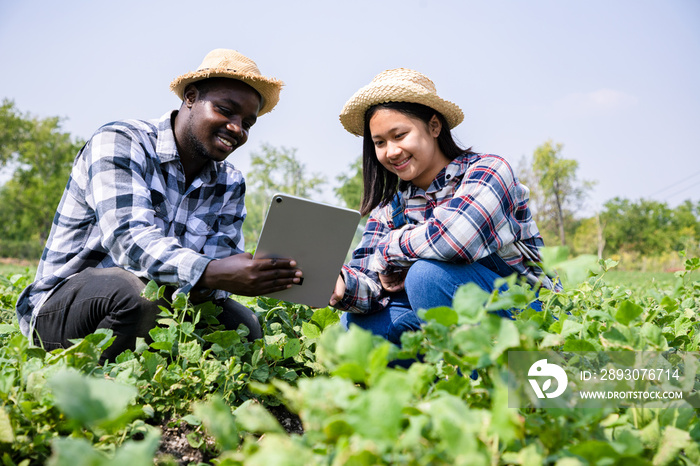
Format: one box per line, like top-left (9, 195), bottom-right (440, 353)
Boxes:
top-left (219, 300), bottom-right (263, 340)
top-left (95, 269), bottom-right (161, 328)
top-left (404, 260), bottom-right (444, 294)
top-left (404, 260), bottom-right (456, 311)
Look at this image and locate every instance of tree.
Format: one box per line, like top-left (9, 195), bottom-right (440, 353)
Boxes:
top-left (0, 100), bottom-right (83, 251)
top-left (334, 155), bottom-right (363, 211)
top-left (524, 140), bottom-right (595, 246)
top-left (602, 197), bottom-right (700, 258)
top-left (242, 144), bottom-right (326, 248)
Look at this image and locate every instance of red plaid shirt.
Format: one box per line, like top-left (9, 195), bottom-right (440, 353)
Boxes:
top-left (337, 152), bottom-right (555, 314)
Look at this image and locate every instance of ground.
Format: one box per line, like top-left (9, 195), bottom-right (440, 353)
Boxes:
top-left (155, 405), bottom-right (303, 464)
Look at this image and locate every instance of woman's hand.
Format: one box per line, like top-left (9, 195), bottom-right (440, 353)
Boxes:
top-left (378, 269), bottom-right (408, 293)
top-left (329, 275), bottom-right (345, 307)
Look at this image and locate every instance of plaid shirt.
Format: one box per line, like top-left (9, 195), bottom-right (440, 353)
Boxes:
top-left (15, 111), bottom-right (246, 335)
top-left (337, 152), bottom-right (556, 314)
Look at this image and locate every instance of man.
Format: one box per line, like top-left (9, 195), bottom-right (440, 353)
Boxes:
top-left (15, 49), bottom-right (301, 362)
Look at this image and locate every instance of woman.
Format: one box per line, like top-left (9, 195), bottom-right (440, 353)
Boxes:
top-left (329, 68), bottom-right (557, 346)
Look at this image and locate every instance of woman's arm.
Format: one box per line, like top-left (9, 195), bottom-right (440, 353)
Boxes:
top-left (369, 155), bottom-right (522, 272)
top-left (331, 214), bottom-right (394, 314)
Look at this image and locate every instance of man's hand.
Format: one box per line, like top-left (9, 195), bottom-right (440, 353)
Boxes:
top-left (199, 253), bottom-right (302, 297)
top-left (378, 269), bottom-right (408, 293)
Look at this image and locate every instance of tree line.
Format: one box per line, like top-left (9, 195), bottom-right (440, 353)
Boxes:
top-left (0, 100), bottom-right (697, 270)
top-left (517, 140), bottom-right (700, 270)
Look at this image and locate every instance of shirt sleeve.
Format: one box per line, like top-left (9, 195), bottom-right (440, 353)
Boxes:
top-left (200, 178), bottom-right (247, 259)
top-left (369, 156), bottom-right (520, 272)
top-left (334, 214), bottom-right (393, 314)
top-left (82, 126), bottom-right (212, 292)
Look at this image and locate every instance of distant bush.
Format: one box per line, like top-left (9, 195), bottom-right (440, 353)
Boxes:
top-left (0, 239), bottom-right (43, 260)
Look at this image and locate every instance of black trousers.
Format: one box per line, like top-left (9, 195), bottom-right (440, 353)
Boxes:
top-left (33, 267), bottom-right (262, 362)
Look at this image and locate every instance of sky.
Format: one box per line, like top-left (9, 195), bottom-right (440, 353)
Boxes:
top-left (1, 0), bottom-right (699, 217)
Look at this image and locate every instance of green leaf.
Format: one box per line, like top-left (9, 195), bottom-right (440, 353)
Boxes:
top-left (323, 417), bottom-right (354, 440)
top-left (0, 408), bottom-right (15, 443)
top-left (251, 364), bottom-right (271, 383)
top-left (420, 306), bottom-right (458, 327)
top-left (283, 338), bottom-right (302, 359)
top-left (301, 321), bottom-right (321, 340)
top-left (48, 369), bottom-right (137, 431)
top-left (204, 329), bottom-right (242, 351)
top-left (234, 400), bottom-right (284, 434)
top-left (560, 319), bottom-right (584, 337)
top-left (47, 437), bottom-right (105, 466)
top-left (641, 322), bottom-right (667, 348)
top-left (332, 363), bottom-right (367, 382)
top-left (660, 296), bottom-right (678, 313)
top-left (615, 300), bottom-right (644, 326)
top-left (613, 429), bottom-right (644, 456)
top-left (265, 343), bottom-right (283, 360)
top-left (420, 393), bottom-right (484, 459)
top-left (491, 319), bottom-right (520, 359)
top-left (652, 426), bottom-right (691, 466)
top-left (148, 326), bottom-right (176, 353)
top-left (563, 339), bottom-right (597, 351)
top-left (0, 324), bottom-right (17, 335)
top-left (111, 430), bottom-right (161, 465)
top-left (242, 433), bottom-right (315, 466)
top-left (141, 351), bottom-right (166, 379)
top-left (311, 307), bottom-right (340, 329)
top-left (171, 292), bottom-right (188, 310)
top-left (141, 280), bottom-right (162, 301)
top-left (178, 340), bottom-right (202, 362)
top-left (193, 396), bottom-right (240, 451)
top-left (569, 440), bottom-right (620, 462)
top-left (489, 377), bottom-right (522, 444)
top-left (452, 283), bottom-right (490, 323)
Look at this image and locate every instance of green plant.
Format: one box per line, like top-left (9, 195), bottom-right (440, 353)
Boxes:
top-left (0, 258), bottom-right (698, 464)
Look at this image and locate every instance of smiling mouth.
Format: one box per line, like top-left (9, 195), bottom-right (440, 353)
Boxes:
top-left (391, 157), bottom-right (412, 170)
top-left (217, 135), bottom-right (237, 151)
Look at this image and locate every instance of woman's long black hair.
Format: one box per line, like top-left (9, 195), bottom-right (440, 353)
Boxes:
top-left (359, 101), bottom-right (474, 216)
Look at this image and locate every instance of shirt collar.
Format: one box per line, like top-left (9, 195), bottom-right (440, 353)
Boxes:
top-left (405, 153), bottom-right (473, 197)
top-left (155, 110), bottom-right (179, 163)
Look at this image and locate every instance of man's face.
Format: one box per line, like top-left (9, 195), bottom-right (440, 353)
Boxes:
top-left (181, 79), bottom-right (262, 163)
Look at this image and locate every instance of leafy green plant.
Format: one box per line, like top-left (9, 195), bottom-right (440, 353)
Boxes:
top-left (0, 257), bottom-right (698, 465)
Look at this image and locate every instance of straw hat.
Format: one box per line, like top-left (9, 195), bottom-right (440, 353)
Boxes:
top-left (339, 68), bottom-right (464, 136)
top-left (169, 49), bottom-right (284, 116)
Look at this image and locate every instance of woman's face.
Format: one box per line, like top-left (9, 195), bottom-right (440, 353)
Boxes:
top-left (369, 108), bottom-right (450, 190)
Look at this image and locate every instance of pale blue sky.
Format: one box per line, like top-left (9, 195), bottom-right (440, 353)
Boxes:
top-left (1, 0), bottom-right (698, 215)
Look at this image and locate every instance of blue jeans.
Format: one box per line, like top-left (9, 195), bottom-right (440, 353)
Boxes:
top-left (341, 256), bottom-right (540, 346)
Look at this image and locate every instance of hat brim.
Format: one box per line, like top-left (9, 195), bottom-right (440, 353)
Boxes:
top-left (169, 69), bottom-right (283, 116)
top-left (339, 81), bottom-right (464, 136)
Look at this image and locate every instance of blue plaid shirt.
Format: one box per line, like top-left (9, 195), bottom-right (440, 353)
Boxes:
top-left (337, 152), bottom-right (556, 314)
top-left (16, 111), bottom-right (246, 335)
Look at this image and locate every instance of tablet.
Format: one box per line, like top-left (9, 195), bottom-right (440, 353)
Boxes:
top-left (253, 193), bottom-right (361, 307)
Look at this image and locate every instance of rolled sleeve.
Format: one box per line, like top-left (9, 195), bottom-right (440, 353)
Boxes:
top-left (336, 215), bottom-right (393, 314)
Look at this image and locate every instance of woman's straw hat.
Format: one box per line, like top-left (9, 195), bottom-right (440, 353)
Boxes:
top-left (170, 49), bottom-right (284, 116)
top-left (339, 68), bottom-right (464, 136)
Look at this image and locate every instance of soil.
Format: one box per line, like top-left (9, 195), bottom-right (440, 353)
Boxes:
top-left (154, 404), bottom-right (303, 465)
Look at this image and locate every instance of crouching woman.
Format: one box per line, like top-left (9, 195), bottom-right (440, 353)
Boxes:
top-left (329, 68), bottom-right (558, 346)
